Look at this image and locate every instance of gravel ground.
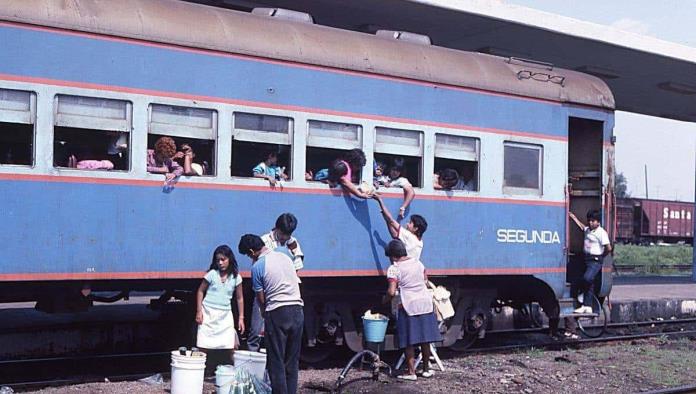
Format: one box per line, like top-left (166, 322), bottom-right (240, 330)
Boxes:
top-left (19, 336), bottom-right (696, 394)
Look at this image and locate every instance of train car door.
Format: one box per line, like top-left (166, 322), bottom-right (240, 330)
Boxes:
top-left (567, 117), bottom-right (612, 297)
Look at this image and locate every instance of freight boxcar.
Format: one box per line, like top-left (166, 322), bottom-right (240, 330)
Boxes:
top-left (616, 198), bottom-right (694, 244)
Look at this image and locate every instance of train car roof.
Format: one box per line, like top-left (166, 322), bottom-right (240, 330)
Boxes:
top-left (1, 0), bottom-right (614, 109)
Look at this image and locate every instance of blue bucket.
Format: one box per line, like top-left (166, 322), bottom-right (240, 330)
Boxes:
top-left (362, 316), bottom-right (389, 343)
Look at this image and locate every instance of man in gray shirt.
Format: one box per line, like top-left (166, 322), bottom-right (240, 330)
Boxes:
top-left (239, 234), bottom-right (304, 394)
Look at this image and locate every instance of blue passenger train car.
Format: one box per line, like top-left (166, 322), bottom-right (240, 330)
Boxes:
top-left (0, 0), bottom-right (616, 352)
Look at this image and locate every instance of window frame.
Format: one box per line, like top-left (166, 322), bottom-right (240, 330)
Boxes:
top-left (374, 126), bottom-right (424, 188)
top-left (433, 132), bottom-right (481, 192)
top-left (233, 111), bottom-right (293, 145)
top-left (52, 94), bottom-right (133, 172)
top-left (502, 141), bottom-right (544, 196)
top-left (55, 94), bottom-right (132, 132)
top-left (306, 119), bottom-right (362, 150)
top-left (148, 103), bottom-right (218, 176)
top-left (231, 111), bottom-right (294, 181)
top-left (0, 88), bottom-right (36, 168)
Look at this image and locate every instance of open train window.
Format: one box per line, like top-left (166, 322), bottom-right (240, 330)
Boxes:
top-left (0, 88), bottom-right (35, 166)
top-left (433, 133), bottom-right (479, 191)
top-left (373, 127), bottom-right (422, 187)
top-left (503, 142), bottom-right (543, 195)
top-left (148, 104), bottom-right (216, 176)
top-left (53, 95), bottom-right (131, 171)
top-left (305, 120), bottom-right (362, 182)
top-left (231, 112), bottom-right (292, 180)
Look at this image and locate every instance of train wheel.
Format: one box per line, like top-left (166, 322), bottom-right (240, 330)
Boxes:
top-left (577, 295), bottom-right (608, 338)
top-left (449, 309), bottom-right (486, 352)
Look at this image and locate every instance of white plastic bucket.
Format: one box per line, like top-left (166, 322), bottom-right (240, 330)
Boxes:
top-left (215, 364), bottom-right (236, 394)
top-left (233, 350), bottom-right (267, 381)
top-left (170, 350), bottom-right (206, 394)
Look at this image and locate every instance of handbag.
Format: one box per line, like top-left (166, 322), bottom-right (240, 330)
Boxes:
top-left (427, 281), bottom-right (455, 321)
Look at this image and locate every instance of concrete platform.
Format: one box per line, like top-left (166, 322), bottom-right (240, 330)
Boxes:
top-left (610, 281), bottom-right (696, 323)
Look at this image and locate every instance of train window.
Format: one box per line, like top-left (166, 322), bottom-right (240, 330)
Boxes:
top-left (53, 95), bottom-right (131, 171)
top-left (231, 112), bottom-right (292, 179)
top-left (305, 120), bottom-right (362, 182)
top-left (148, 104), bottom-right (217, 176)
top-left (0, 88), bottom-right (35, 166)
top-left (433, 133), bottom-right (479, 191)
top-left (503, 142), bottom-right (543, 194)
top-left (373, 127), bottom-right (422, 187)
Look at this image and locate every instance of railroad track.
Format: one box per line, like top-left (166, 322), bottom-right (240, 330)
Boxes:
top-left (463, 317), bottom-right (696, 354)
top-left (0, 352), bottom-right (170, 391)
top-left (4, 318), bottom-right (696, 391)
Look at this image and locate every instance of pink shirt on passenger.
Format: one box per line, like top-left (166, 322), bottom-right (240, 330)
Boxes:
top-left (76, 160), bottom-right (114, 170)
top-left (339, 160), bottom-right (352, 183)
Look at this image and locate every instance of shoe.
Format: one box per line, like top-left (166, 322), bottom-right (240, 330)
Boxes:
top-left (421, 370), bottom-right (434, 378)
top-left (397, 374), bottom-right (417, 381)
top-left (307, 338), bottom-right (316, 348)
top-left (563, 332), bottom-right (580, 340)
top-left (574, 306), bottom-right (593, 314)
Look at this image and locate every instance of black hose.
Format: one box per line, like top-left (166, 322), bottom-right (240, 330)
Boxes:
top-left (333, 349), bottom-right (392, 392)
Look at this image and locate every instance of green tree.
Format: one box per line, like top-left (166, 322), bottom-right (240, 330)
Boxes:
top-left (615, 172), bottom-right (629, 198)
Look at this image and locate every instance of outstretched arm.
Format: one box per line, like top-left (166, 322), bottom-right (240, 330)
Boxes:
top-left (398, 184), bottom-right (416, 219)
top-left (568, 212), bottom-right (586, 231)
top-left (339, 178), bottom-right (371, 199)
top-left (374, 194), bottom-right (400, 238)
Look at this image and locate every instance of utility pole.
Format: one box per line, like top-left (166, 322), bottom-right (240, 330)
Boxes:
top-left (693, 144), bottom-right (695, 283)
top-left (644, 164), bottom-right (649, 199)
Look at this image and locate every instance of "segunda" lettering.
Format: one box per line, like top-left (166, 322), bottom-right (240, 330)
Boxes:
top-left (496, 229), bottom-right (561, 244)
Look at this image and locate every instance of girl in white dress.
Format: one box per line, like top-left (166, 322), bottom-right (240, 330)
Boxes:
top-left (196, 245), bottom-right (245, 362)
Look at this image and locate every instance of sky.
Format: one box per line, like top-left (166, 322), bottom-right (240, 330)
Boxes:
top-left (504, 0), bottom-right (696, 201)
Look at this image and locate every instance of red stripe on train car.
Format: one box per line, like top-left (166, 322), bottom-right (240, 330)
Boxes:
top-left (0, 173), bottom-right (566, 206)
top-left (0, 267), bottom-right (565, 281)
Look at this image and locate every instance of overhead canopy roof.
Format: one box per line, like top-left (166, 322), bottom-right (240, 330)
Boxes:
top-left (188, 0), bottom-right (696, 122)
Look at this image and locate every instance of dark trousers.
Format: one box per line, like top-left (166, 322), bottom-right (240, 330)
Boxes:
top-left (265, 305), bottom-right (304, 394)
top-left (248, 296), bottom-right (264, 352)
top-left (581, 256), bottom-right (603, 307)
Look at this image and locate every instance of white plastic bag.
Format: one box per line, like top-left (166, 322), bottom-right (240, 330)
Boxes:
top-left (428, 281), bottom-right (455, 321)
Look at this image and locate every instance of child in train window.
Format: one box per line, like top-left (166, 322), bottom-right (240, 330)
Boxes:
top-left (326, 148), bottom-right (373, 199)
top-left (377, 158), bottom-right (416, 219)
top-left (433, 168), bottom-right (474, 191)
top-left (373, 161), bottom-right (390, 188)
top-left (174, 143), bottom-right (206, 176)
top-left (195, 245), bottom-right (244, 362)
top-left (147, 136), bottom-right (184, 182)
top-left (253, 149), bottom-right (287, 187)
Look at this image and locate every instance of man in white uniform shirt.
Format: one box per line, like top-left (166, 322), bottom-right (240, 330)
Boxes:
top-left (569, 210), bottom-right (612, 314)
top-left (248, 213), bottom-right (304, 352)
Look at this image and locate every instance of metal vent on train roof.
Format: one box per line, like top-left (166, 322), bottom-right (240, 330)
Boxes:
top-left (251, 8), bottom-right (314, 24)
top-left (375, 30), bottom-right (432, 45)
